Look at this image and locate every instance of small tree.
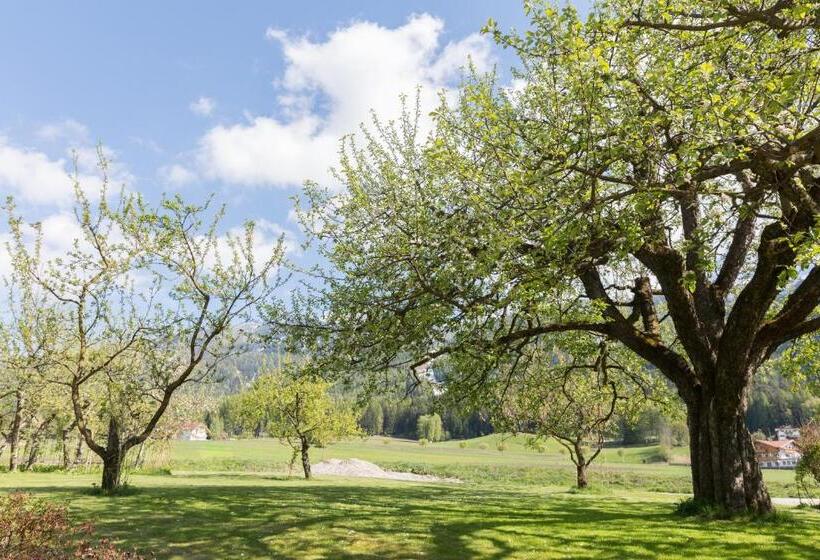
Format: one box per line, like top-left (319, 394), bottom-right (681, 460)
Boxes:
top-left (416, 413), bottom-right (444, 442)
top-left (361, 400), bottom-right (384, 435)
top-left (9, 178), bottom-right (284, 492)
top-left (796, 421), bottom-right (820, 503)
top-left (241, 365), bottom-right (360, 479)
top-left (494, 336), bottom-right (668, 488)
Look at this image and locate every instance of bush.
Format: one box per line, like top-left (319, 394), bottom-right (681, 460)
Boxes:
top-left (0, 492), bottom-right (145, 559)
top-left (418, 438), bottom-right (429, 447)
top-left (458, 441), bottom-right (468, 449)
top-left (496, 442), bottom-right (508, 452)
top-left (478, 443), bottom-right (488, 450)
top-left (382, 439), bottom-right (390, 445)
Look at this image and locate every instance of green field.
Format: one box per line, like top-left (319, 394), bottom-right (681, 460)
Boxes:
top-left (162, 435), bottom-right (799, 497)
top-left (1, 436), bottom-right (817, 559)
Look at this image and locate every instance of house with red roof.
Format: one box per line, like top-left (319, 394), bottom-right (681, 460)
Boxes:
top-left (754, 439), bottom-right (802, 469)
top-left (176, 421), bottom-right (208, 441)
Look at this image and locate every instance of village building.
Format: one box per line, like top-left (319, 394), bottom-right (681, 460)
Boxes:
top-left (177, 421), bottom-right (209, 441)
top-left (753, 439), bottom-right (802, 469)
top-left (775, 425), bottom-right (800, 441)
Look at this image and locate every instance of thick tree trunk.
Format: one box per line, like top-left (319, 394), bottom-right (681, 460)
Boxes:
top-left (300, 437), bottom-right (311, 480)
top-left (686, 389), bottom-right (771, 514)
top-left (100, 418), bottom-right (125, 493)
top-left (101, 451), bottom-right (123, 493)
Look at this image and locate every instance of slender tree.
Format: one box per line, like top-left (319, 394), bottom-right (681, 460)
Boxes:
top-left (494, 336), bottom-right (668, 488)
top-left (10, 178), bottom-right (284, 492)
top-left (240, 364), bottom-right (361, 479)
top-left (288, 0), bottom-right (819, 513)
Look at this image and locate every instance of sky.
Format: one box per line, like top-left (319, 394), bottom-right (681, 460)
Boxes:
top-left (0, 1), bottom-right (591, 274)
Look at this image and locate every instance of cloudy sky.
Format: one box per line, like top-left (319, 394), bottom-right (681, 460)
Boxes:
top-left (0, 1), bottom-right (590, 274)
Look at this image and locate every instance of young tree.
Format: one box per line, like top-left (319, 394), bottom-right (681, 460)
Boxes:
top-left (240, 365), bottom-right (360, 479)
top-left (9, 181), bottom-right (284, 492)
top-left (289, 0), bottom-right (819, 513)
top-left (495, 337), bottom-right (667, 488)
top-left (0, 223), bottom-right (60, 471)
top-left (416, 413), bottom-right (444, 442)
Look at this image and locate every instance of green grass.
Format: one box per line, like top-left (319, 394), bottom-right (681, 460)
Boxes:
top-left (163, 436), bottom-right (799, 497)
top-left (1, 471), bottom-right (817, 559)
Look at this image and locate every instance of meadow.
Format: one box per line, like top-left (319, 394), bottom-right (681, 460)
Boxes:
top-left (1, 436), bottom-right (817, 559)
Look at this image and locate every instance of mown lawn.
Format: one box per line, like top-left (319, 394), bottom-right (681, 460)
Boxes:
top-left (0, 472), bottom-right (817, 559)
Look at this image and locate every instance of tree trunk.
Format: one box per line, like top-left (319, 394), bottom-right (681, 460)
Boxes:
top-left (8, 391), bottom-right (23, 472)
top-left (100, 417), bottom-right (125, 493)
top-left (686, 389), bottom-right (771, 514)
top-left (300, 437), bottom-right (311, 480)
top-left (576, 463), bottom-right (588, 489)
top-left (24, 438), bottom-right (41, 471)
top-left (573, 444), bottom-right (588, 489)
top-left (61, 426), bottom-right (73, 469)
top-left (101, 451), bottom-right (123, 493)
top-left (73, 433), bottom-right (84, 467)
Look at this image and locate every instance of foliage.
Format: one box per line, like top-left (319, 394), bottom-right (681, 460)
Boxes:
top-left (5, 164), bottom-right (285, 491)
top-left (416, 413), bottom-right (444, 442)
top-left (284, 0), bottom-right (820, 511)
top-left (0, 492), bottom-right (144, 559)
top-left (238, 363), bottom-right (361, 476)
top-left (796, 421), bottom-right (820, 499)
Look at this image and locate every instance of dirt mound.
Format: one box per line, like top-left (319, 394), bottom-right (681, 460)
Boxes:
top-left (311, 458), bottom-right (461, 483)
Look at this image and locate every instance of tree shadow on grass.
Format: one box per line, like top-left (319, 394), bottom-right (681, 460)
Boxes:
top-left (10, 481), bottom-right (820, 560)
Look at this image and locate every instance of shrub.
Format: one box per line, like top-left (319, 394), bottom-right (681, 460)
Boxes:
top-left (496, 442), bottom-right (508, 452)
top-left (0, 492), bottom-right (145, 559)
top-left (458, 441), bottom-right (468, 449)
top-left (478, 443), bottom-right (488, 450)
top-left (382, 439), bottom-right (390, 445)
top-left (418, 438), bottom-right (429, 447)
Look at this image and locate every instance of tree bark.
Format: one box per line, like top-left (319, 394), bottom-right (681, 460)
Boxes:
top-left (573, 443), bottom-right (588, 489)
top-left (100, 417), bottom-right (126, 493)
top-left (61, 424), bottom-right (74, 469)
top-left (101, 451), bottom-right (123, 493)
top-left (576, 463), bottom-right (588, 489)
top-left (7, 391), bottom-right (23, 472)
top-left (300, 437), bottom-right (311, 480)
top-left (73, 433), bottom-right (84, 467)
top-left (686, 388), bottom-right (771, 514)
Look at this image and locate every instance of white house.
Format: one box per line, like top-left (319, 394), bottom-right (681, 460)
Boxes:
top-left (775, 425), bottom-right (800, 441)
top-left (177, 421), bottom-right (208, 441)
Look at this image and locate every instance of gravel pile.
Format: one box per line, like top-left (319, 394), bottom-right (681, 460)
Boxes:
top-left (311, 458), bottom-right (461, 483)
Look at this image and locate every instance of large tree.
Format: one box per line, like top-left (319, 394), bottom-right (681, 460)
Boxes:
top-left (289, 0), bottom-right (819, 513)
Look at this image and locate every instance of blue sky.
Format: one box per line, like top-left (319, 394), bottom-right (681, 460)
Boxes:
top-left (0, 1), bottom-right (590, 273)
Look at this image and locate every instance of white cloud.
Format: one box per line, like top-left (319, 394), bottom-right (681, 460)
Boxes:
top-left (0, 136), bottom-right (132, 209)
top-left (0, 211), bottom-right (86, 281)
top-left (159, 163), bottom-right (198, 186)
top-left (197, 14), bottom-right (493, 188)
top-left (190, 96), bottom-right (216, 116)
top-left (36, 119), bottom-right (89, 145)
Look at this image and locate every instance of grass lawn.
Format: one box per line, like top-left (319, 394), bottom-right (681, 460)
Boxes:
top-left (163, 435), bottom-right (799, 496)
top-left (1, 471), bottom-right (818, 560)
